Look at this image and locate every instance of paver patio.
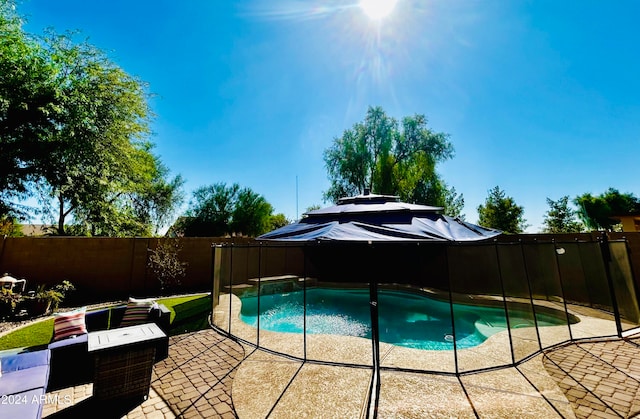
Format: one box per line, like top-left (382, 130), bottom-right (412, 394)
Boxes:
top-left (41, 328), bottom-right (640, 418)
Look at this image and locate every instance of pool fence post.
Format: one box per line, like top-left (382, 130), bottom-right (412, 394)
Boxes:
top-left (494, 242), bottom-right (516, 365)
top-left (367, 242), bottom-right (381, 418)
top-left (600, 233), bottom-right (623, 337)
top-left (520, 240), bottom-right (543, 352)
top-left (229, 244), bottom-right (235, 334)
top-left (444, 244), bottom-right (459, 375)
top-left (303, 242), bottom-right (308, 361)
top-left (552, 239), bottom-right (574, 341)
top-left (211, 244), bottom-right (221, 312)
top-left (257, 242), bottom-right (262, 347)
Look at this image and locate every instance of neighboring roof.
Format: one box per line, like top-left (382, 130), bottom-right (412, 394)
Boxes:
top-left (18, 224), bottom-right (53, 236)
top-left (258, 193), bottom-right (500, 242)
top-left (610, 212), bottom-right (640, 218)
top-left (610, 212), bottom-right (640, 232)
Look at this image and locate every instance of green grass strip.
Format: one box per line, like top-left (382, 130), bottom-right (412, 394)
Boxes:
top-left (0, 318), bottom-right (54, 351)
top-left (0, 293), bottom-right (211, 351)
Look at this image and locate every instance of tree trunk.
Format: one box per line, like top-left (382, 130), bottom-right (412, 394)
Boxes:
top-left (57, 194), bottom-right (66, 235)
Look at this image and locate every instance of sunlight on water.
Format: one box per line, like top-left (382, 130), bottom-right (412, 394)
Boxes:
top-left (249, 301), bottom-right (371, 336)
top-left (239, 288), bottom-right (568, 351)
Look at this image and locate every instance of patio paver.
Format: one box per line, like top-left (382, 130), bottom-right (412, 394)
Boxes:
top-left (41, 329), bottom-right (640, 418)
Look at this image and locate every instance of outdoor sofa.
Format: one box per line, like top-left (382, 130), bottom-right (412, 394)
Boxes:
top-left (0, 348), bottom-right (51, 419)
top-left (0, 300), bottom-right (170, 418)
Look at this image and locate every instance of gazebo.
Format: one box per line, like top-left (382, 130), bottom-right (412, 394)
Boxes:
top-left (258, 191), bottom-right (501, 242)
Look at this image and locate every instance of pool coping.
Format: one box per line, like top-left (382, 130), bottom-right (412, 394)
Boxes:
top-left (214, 292), bottom-right (621, 373)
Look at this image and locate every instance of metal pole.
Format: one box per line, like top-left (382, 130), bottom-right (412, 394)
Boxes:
top-left (600, 234), bottom-right (623, 337)
top-left (367, 242), bottom-right (380, 418)
top-left (257, 243), bottom-right (262, 347)
top-left (303, 242), bottom-right (307, 361)
top-left (552, 239), bottom-right (574, 341)
top-left (444, 245), bottom-right (459, 374)
top-left (520, 241), bottom-right (543, 351)
top-left (494, 243), bottom-right (515, 365)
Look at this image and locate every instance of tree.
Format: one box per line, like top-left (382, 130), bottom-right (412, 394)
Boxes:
top-left (542, 196), bottom-right (583, 233)
top-left (231, 188), bottom-right (273, 236)
top-left (178, 183), bottom-right (276, 237)
top-left (137, 162), bottom-right (185, 236)
top-left (268, 213), bottom-right (290, 231)
top-left (301, 204), bottom-right (322, 218)
top-left (443, 185), bottom-right (465, 220)
top-left (180, 183), bottom-right (238, 237)
top-left (323, 106), bottom-right (462, 216)
top-left (0, 3), bottom-right (183, 236)
top-left (0, 2), bottom-right (59, 219)
top-left (0, 215), bottom-right (23, 237)
top-left (66, 153), bottom-right (185, 237)
top-left (477, 186), bottom-right (528, 233)
top-left (35, 33), bottom-right (174, 236)
top-left (574, 188), bottom-right (639, 231)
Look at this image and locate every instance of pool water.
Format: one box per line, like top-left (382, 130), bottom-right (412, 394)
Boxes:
top-left (239, 288), bottom-right (569, 350)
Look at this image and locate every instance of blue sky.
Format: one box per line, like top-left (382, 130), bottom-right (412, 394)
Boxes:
top-left (17, 0), bottom-right (640, 232)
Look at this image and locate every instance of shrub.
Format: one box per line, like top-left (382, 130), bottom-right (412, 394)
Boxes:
top-left (148, 239), bottom-right (187, 292)
top-left (0, 288), bottom-right (22, 319)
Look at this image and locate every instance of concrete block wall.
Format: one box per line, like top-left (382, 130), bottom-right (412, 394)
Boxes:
top-left (0, 236), bottom-right (251, 303)
top-left (1, 233), bottom-right (638, 303)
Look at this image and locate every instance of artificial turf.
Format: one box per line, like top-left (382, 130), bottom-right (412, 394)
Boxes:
top-left (0, 293), bottom-right (211, 351)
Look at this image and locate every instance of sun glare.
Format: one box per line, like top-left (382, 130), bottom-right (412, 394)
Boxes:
top-left (359, 0), bottom-right (398, 20)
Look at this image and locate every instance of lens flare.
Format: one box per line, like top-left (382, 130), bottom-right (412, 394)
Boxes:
top-left (359, 0), bottom-right (398, 20)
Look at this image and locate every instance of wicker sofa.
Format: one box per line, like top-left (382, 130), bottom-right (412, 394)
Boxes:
top-left (46, 303), bottom-right (170, 391)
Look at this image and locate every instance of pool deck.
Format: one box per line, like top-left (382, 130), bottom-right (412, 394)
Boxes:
top-left (40, 328), bottom-right (640, 418)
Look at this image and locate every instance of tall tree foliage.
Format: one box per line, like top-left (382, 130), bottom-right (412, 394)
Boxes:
top-left (0, 3), bottom-right (183, 235)
top-left (477, 186), bottom-right (528, 233)
top-left (179, 183), bottom-right (278, 237)
top-left (0, 2), bottom-right (58, 218)
top-left (268, 213), bottom-right (290, 231)
top-left (231, 188), bottom-right (274, 236)
top-left (574, 188), bottom-right (639, 231)
top-left (0, 215), bottom-right (23, 237)
top-left (323, 106), bottom-right (464, 217)
top-left (542, 196), bottom-right (583, 233)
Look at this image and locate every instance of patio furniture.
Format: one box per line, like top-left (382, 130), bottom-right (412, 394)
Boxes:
top-left (0, 348), bottom-right (51, 419)
top-left (0, 274), bottom-right (27, 293)
top-left (88, 323), bottom-right (167, 402)
top-left (47, 303), bottom-right (170, 391)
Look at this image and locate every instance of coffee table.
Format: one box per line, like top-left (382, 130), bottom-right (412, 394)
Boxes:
top-left (88, 323), bottom-right (167, 402)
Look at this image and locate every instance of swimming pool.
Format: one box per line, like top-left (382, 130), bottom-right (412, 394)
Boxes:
top-left (239, 288), bottom-right (570, 350)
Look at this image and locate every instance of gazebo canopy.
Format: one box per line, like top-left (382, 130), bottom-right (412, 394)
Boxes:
top-left (258, 193), bottom-right (501, 242)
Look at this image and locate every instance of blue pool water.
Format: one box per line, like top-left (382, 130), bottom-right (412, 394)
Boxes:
top-left (239, 288), bottom-right (568, 350)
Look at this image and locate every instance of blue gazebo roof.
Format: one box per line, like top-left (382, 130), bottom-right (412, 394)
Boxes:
top-left (258, 193), bottom-right (501, 242)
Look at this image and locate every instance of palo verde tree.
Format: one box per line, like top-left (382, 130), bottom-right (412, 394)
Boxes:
top-left (477, 186), bottom-right (528, 233)
top-left (542, 196), bottom-right (583, 233)
top-left (323, 106), bottom-right (464, 217)
top-left (574, 188), bottom-right (639, 231)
